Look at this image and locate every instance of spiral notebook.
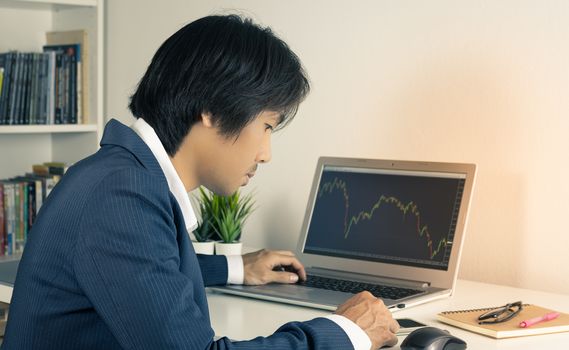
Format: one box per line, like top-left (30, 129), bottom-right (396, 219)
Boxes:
top-left (437, 304), bottom-right (569, 339)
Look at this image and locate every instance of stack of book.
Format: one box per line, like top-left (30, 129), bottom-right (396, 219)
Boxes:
top-left (0, 162), bottom-right (68, 256)
top-left (0, 30), bottom-right (88, 125)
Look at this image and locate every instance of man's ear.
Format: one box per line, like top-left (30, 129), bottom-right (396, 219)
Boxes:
top-left (201, 113), bottom-right (214, 128)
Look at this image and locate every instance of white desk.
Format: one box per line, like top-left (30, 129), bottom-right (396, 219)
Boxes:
top-left (207, 279), bottom-right (569, 349)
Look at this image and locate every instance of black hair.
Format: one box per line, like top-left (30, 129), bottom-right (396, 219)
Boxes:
top-left (129, 15), bottom-right (310, 156)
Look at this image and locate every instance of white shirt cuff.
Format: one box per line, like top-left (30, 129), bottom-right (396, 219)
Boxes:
top-left (226, 255), bottom-right (244, 285)
top-left (324, 314), bottom-right (372, 350)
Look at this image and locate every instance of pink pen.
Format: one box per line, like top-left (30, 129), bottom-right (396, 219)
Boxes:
top-left (519, 312), bottom-right (560, 328)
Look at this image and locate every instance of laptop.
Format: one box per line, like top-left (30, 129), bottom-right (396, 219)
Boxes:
top-left (210, 157), bottom-right (476, 312)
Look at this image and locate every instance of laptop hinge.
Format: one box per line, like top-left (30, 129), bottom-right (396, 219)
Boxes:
top-left (307, 267), bottom-right (431, 289)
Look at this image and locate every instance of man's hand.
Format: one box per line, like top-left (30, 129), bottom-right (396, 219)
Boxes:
top-left (242, 249), bottom-right (307, 285)
top-left (335, 291), bottom-right (399, 349)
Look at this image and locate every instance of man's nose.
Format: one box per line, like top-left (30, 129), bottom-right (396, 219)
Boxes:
top-left (255, 135), bottom-right (272, 164)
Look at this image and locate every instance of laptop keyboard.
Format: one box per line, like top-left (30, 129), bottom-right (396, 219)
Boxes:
top-left (300, 275), bottom-right (424, 300)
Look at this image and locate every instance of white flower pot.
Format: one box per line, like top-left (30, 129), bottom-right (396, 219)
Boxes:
top-left (215, 241), bottom-right (243, 256)
top-left (192, 241), bottom-right (215, 255)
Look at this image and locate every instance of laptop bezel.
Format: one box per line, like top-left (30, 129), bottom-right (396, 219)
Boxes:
top-left (295, 157), bottom-right (476, 290)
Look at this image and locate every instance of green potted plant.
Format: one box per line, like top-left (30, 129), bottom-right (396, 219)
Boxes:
top-left (191, 187), bottom-right (218, 254)
top-left (193, 186), bottom-right (255, 256)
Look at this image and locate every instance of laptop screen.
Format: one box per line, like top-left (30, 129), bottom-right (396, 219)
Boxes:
top-left (302, 165), bottom-right (467, 271)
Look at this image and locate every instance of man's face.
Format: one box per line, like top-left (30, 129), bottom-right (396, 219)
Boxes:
top-left (193, 111), bottom-right (279, 196)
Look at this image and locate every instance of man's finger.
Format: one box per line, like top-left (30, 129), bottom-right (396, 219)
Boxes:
top-left (271, 271), bottom-right (299, 284)
top-left (334, 303), bottom-right (347, 315)
top-left (384, 333), bottom-right (399, 347)
top-left (272, 256), bottom-right (306, 281)
top-left (389, 319), bottom-right (400, 334)
top-left (273, 250), bottom-right (295, 256)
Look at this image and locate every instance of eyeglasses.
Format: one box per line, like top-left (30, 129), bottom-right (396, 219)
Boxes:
top-left (478, 301), bottom-right (523, 324)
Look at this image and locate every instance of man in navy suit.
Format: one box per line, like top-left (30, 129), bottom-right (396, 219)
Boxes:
top-left (3, 15), bottom-right (399, 349)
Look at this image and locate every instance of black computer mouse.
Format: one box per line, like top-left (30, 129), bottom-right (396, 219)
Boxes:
top-left (400, 326), bottom-right (467, 350)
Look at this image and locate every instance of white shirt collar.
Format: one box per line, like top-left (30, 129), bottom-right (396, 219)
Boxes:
top-left (130, 118), bottom-right (198, 232)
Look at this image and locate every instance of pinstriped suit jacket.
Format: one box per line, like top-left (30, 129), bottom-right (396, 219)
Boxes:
top-left (2, 119), bottom-right (352, 349)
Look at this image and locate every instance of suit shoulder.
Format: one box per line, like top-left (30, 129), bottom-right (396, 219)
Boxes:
top-left (66, 144), bottom-right (166, 187)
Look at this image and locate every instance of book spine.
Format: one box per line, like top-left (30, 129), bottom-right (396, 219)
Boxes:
top-left (36, 53), bottom-right (43, 124)
top-left (11, 53), bottom-right (19, 124)
top-left (29, 53), bottom-right (36, 124)
top-left (22, 174), bottom-right (47, 205)
top-left (0, 53), bottom-right (8, 124)
top-left (12, 182), bottom-right (20, 254)
top-left (18, 53), bottom-right (27, 124)
top-left (39, 177), bottom-right (47, 202)
top-left (26, 181), bottom-right (34, 239)
top-left (30, 53), bottom-right (37, 124)
top-left (16, 182), bottom-right (24, 253)
top-left (7, 53), bottom-right (19, 125)
top-left (30, 54), bottom-right (39, 124)
top-left (0, 53), bottom-right (5, 124)
top-left (4, 53), bottom-right (14, 124)
top-left (3, 53), bottom-right (15, 124)
top-left (69, 51), bottom-right (77, 124)
top-left (22, 53), bottom-right (31, 125)
top-left (0, 183), bottom-right (5, 256)
top-left (28, 54), bottom-right (35, 124)
top-left (76, 60), bottom-right (82, 124)
top-left (18, 53), bottom-right (25, 124)
top-left (4, 183), bottom-right (15, 255)
top-left (47, 51), bottom-right (56, 124)
top-left (26, 175), bottom-right (57, 199)
top-left (37, 54), bottom-right (44, 124)
top-left (46, 166), bottom-right (66, 176)
top-left (15, 53), bottom-right (26, 125)
top-left (0, 64), bottom-right (4, 125)
top-left (55, 53), bottom-right (62, 124)
top-left (33, 179), bottom-right (42, 218)
top-left (63, 53), bottom-right (69, 124)
top-left (20, 182), bottom-right (28, 252)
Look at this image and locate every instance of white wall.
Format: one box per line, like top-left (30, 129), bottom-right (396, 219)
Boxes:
top-left (105, 0), bottom-right (569, 294)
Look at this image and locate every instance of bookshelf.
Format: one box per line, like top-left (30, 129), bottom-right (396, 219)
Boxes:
top-left (0, 0), bottom-right (105, 179)
top-left (0, 0), bottom-right (104, 300)
top-left (0, 124), bottom-right (98, 133)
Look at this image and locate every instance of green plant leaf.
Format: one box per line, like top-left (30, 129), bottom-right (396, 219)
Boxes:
top-left (193, 186), bottom-right (256, 243)
top-left (192, 187), bottom-right (218, 242)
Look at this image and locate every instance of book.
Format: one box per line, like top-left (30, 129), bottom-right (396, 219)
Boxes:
top-left (10, 52), bottom-right (22, 124)
top-left (0, 181), bottom-right (16, 255)
top-left (32, 164), bottom-right (49, 176)
top-left (15, 181), bottom-right (27, 253)
top-left (22, 174), bottom-right (50, 203)
top-left (0, 183), bottom-right (5, 256)
top-left (14, 176), bottom-right (43, 216)
top-left (45, 50), bottom-right (56, 124)
top-left (42, 161), bottom-right (68, 176)
top-left (25, 173), bottom-right (60, 199)
top-left (1, 52), bottom-right (15, 124)
top-left (12, 177), bottom-right (38, 235)
top-left (41, 47), bottom-right (67, 124)
top-left (437, 304), bottom-right (569, 339)
top-left (33, 162), bottom-right (68, 176)
top-left (0, 53), bottom-right (8, 124)
top-left (0, 67), bottom-right (4, 102)
top-left (46, 30), bottom-right (88, 124)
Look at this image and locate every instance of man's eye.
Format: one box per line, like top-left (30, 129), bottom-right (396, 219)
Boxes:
top-left (265, 124), bottom-right (274, 131)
